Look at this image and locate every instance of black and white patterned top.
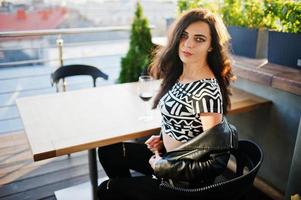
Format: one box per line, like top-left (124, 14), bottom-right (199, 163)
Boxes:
top-left (159, 78), bottom-right (223, 142)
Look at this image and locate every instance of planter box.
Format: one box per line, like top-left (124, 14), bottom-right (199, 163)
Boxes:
top-left (268, 31), bottom-right (301, 69)
top-left (227, 26), bottom-right (258, 58)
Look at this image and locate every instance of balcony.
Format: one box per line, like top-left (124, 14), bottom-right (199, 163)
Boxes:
top-left (1, 1), bottom-right (301, 196)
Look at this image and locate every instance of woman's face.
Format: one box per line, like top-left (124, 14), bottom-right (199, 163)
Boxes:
top-left (178, 21), bottom-right (212, 65)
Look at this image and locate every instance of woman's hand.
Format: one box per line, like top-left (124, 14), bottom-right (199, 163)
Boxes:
top-left (149, 151), bottom-right (162, 169)
top-left (145, 135), bottom-right (163, 153)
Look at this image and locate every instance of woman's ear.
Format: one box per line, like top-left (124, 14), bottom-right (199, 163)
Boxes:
top-left (208, 47), bottom-right (213, 52)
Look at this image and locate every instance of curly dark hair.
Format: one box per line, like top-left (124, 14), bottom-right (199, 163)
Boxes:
top-left (150, 8), bottom-right (234, 114)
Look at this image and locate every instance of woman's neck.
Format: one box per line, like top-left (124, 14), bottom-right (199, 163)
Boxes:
top-left (180, 62), bottom-right (213, 82)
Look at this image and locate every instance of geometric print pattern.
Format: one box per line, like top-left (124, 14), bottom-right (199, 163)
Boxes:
top-left (159, 78), bottom-right (223, 142)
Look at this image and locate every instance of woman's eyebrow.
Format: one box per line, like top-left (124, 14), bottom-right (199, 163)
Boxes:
top-left (182, 31), bottom-right (207, 39)
top-left (194, 34), bottom-right (207, 39)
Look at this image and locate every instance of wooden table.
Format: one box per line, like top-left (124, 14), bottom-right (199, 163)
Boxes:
top-left (16, 81), bottom-right (270, 200)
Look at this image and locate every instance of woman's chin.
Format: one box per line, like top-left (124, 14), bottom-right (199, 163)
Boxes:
top-left (180, 57), bottom-right (194, 64)
top-left (179, 55), bottom-right (190, 63)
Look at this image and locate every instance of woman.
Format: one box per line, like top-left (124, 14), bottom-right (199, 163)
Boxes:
top-left (97, 8), bottom-right (237, 200)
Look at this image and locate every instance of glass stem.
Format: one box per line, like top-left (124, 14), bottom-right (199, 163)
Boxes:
top-left (145, 101), bottom-right (150, 117)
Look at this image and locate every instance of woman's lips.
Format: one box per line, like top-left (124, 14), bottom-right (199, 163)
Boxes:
top-left (182, 50), bottom-right (192, 56)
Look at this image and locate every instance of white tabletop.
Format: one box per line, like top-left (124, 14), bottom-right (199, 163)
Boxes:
top-left (17, 81), bottom-right (161, 161)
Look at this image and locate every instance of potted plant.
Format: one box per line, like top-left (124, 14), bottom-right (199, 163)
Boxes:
top-left (118, 1), bottom-right (154, 83)
top-left (264, 0), bottom-right (301, 69)
top-left (221, 0), bottom-right (266, 58)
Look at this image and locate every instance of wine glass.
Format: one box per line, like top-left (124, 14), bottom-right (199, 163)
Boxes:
top-left (138, 75), bottom-right (154, 121)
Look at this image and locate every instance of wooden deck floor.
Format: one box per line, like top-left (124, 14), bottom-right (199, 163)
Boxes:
top-left (0, 131), bottom-right (107, 200)
top-left (0, 131), bottom-right (278, 200)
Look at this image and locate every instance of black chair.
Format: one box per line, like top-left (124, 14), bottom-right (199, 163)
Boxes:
top-left (51, 64), bottom-right (109, 92)
top-left (160, 140), bottom-right (264, 200)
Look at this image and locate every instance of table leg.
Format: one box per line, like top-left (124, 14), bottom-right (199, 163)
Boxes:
top-left (88, 149), bottom-right (98, 200)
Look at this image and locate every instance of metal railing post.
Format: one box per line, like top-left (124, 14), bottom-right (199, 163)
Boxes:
top-left (56, 35), bottom-right (66, 92)
top-left (56, 34), bottom-right (64, 68)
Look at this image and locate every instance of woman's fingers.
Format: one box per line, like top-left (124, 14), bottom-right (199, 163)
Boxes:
top-left (147, 141), bottom-right (163, 154)
top-left (145, 135), bottom-right (157, 145)
top-left (144, 136), bottom-right (153, 144)
top-left (145, 135), bottom-right (163, 155)
top-left (145, 135), bottom-right (161, 149)
top-left (146, 141), bottom-right (161, 151)
top-left (153, 140), bottom-right (163, 149)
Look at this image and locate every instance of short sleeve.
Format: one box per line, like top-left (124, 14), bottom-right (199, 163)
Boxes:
top-left (191, 81), bottom-right (223, 114)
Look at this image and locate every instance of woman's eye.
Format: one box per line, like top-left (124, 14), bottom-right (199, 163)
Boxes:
top-left (195, 37), bottom-right (205, 42)
top-left (180, 33), bottom-right (188, 39)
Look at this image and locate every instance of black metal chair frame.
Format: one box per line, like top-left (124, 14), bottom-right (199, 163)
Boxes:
top-left (51, 64), bottom-right (109, 92)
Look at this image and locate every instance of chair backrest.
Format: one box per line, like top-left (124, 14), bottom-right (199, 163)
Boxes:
top-left (51, 64), bottom-right (109, 92)
top-left (217, 140), bottom-right (263, 199)
top-left (160, 140), bottom-right (263, 200)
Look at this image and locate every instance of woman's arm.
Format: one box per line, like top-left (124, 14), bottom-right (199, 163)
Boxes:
top-left (199, 112), bottom-right (222, 131)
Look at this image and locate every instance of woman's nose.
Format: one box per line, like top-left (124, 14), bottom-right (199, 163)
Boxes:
top-left (184, 38), bottom-right (193, 48)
